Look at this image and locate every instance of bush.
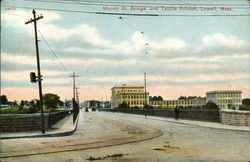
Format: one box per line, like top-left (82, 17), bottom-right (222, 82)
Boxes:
top-left (239, 105), bottom-right (250, 111)
top-left (205, 102), bottom-right (219, 110)
top-left (43, 108), bottom-right (63, 113)
top-left (0, 107), bottom-right (63, 114)
top-left (0, 107), bottom-right (30, 114)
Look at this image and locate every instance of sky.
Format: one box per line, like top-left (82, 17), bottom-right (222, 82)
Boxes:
top-left (1, 0), bottom-right (250, 102)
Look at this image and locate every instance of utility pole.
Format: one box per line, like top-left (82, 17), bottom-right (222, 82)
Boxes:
top-left (75, 87), bottom-right (80, 104)
top-left (25, 10), bottom-right (45, 134)
top-left (69, 72), bottom-right (79, 100)
top-left (144, 72), bottom-right (147, 117)
top-left (122, 84), bottom-right (126, 108)
top-left (144, 72), bottom-right (147, 107)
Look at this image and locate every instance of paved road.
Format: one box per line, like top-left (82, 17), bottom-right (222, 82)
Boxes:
top-left (1, 110), bottom-right (250, 161)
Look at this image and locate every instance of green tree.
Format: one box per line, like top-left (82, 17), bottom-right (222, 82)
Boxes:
top-left (0, 95), bottom-right (8, 104)
top-left (150, 96), bottom-right (163, 101)
top-left (117, 103), bottom-right (129, 109)
top-left (157, 96), bottom-right (163, 101)
top-left (19, 100), bottom-right (29, 109)
top-left (64, 100), bottom-right (71, 109)
top-left (178, 96), bottom-right (205, 100)
top-left (206, 102), bottom-right (219, 110)
top-left (242, 98), bottom-right (250, 106)
top-left (29, 99), bottom-right (39, 109)
top-left (13, 100), bottom-right (18, 107)
top-left (239, 98), bottom-right (250, 111)
top-left (43, 93), bottom-right (63, 108)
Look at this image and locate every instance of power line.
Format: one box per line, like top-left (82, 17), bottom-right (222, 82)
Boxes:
top-left (36, 28), bottom-right (70, 72)
top-left (2, 5), bottom-right (250, 16)
top-left (2, 12), bottom-right (70, 72)
top-left (25, 0), bottom-right (250, 7)
top-left (65, 0), bottom-right (248, 1)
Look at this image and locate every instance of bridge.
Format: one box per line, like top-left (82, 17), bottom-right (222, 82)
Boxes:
top-left (1, 110), bottom-right (250, 161)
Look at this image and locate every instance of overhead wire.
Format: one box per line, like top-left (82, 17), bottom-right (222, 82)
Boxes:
top-left (29, 21), bottom-right (71, 72)
top-left (24, 0), bottom-right (250, 7)
top-left (37, 28), bottom-right (70, 72)
top-left (80, 2), bottom-right (149, 55)
top-left (2, 12), bottom-right (71, 73)
top-left (2, 5), bottom-right (250, 16)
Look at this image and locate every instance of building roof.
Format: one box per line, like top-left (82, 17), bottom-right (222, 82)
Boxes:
top-left (111, 85), bottom-right (144, 90)
top-left (206, 90), bottom-right (242, 94)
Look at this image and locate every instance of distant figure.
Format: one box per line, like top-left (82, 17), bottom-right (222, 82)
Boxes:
top-left (174, 106), bottom-right (180, 120)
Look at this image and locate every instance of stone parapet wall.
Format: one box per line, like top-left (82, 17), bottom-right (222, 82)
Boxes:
top-left (99, 109), bottom-right (220, 122)
top-left (0, 111), bottom-right (70, 132)
top-left (49, 111), bottom-right (70, 126)
top-left (220, 110), bottom-right (250, 126)
top-left (0, 114), bottom-right (49, 132)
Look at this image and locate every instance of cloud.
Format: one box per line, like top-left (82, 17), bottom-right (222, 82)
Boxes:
top-left (202, 33), bottom-right (248, 48)
top-left (1, 70), bottom-right (69, 81)
top-left (1, 53), bottom-right (35, 65)
top-left (2, 9), bottom-right (60, 26)
top-left (194, 33), bottom-right (250, 57)
top-left (1, 13), bottom-right (250, 100)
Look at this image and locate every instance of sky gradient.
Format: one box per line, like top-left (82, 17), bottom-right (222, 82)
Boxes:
top-left (1, 0), bottom-right (250, 102)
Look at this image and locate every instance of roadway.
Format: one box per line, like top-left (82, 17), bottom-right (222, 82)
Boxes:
top-left (1, 110), bottom-right (250, 161)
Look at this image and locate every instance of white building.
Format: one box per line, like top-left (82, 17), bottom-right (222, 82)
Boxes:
top-left (206, 90), bottom-right (242, 109)
top-left (150, 98), bottom-right (206, 108)
top-left (111, 84), bottom-right (149, 109)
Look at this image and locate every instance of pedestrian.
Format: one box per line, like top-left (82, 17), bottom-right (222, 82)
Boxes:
top-left (174, 106), bottom-right (180, 120)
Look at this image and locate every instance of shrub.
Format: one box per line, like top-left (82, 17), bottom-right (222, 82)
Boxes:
top-left (239, 105), bottom-right (250, 111)
top-left (0, 107), bottom-right (63, 114)
top-left (205, 102), bottom-right (219, 110)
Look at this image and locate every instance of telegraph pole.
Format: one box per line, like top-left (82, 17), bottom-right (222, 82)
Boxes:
top-left (25, 10), bottom-right (45, 134)
top-left (144, 72), bottom-right (147, 117)
top-left (69, 72), bottom-right (79, 100)
top-left (144, 72), bottom-right (147, 107)
top-left (75, 87), bottom-right (80, 104)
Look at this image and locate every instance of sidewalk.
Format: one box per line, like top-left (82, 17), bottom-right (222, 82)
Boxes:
top-left (113, 112), bottom-right (250, 132)
top-left (0, 114), bottom-right (79, 140)
top-left (1, 111), bottom-right (249, 140)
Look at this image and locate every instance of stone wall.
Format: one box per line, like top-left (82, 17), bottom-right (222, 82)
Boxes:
top-left (99, 109), bottom-right (220, 122)
top-left (0, 111), bottom-right (70, 132)
top-left (220, 110), bottom-right (250, 126)
top-left (49, 111), bottom-right (71, 126)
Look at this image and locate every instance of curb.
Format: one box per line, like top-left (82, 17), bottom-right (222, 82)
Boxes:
top-left (112, 112), bottom-right (250, 133)
top-left (0, 114), bottom-right (79, 140)
top-left (152, 117), bottom-right (250, 133)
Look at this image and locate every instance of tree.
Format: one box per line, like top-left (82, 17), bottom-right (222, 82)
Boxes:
top-left (157, 96), bottom-right (163, 101)
top-left (178, 96), bottom-right (186, 99)
top-left (64, 100), bottom-right (72, 109)
top-left (19, 100), bottom-right (29, 109)
top-left (239, 98), bottom-right (250, 111)
top-left (43, 93), bottom-right (63, 108)
top-left (178, 96), bottom-right (205, 100)
top-left (149, 96), bottom-right (163, 101)
top-left (206, 102), bottom-right (219, 110)
top-left (26, 99), bottom-right (39, 113)
top-left (13, 100), bottom-right (18, 107)
top-left (242, 98), bottom-right (250, 106)
top-left (29, 99), bottom-right (39, 109)
top-left (117, 103), bottom-right (129, 109)
top-left (0, 95), bottom-right (8, 104)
